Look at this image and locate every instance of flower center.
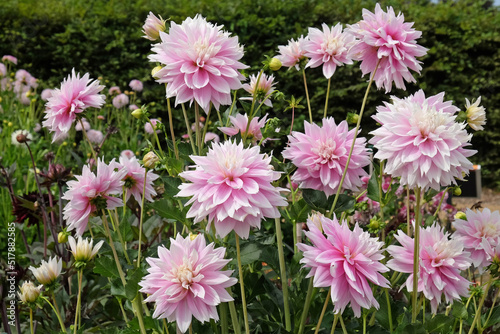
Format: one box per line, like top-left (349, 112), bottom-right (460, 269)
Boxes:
top-left (312, 139), bottom-right (339, 162)
top-left (482, 222), bottom-right (500, 238)
top-left (89, 196), bottom-right (108, 211)
top-left (322, 37), bottom-right (343, 56)
top-left (123, 175), bottom-right (137, 189)
top-left (413, 106), bottom-right (448, 138)
top-left (173, 263), bottom-right (194, 289)
top-left (193, 38), bottom-right (220, 67)
top-left (343, 245), bottom-right (354, 265)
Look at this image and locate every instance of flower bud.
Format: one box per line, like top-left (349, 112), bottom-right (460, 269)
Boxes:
top-left (58, 230), bottom-right (69, 244)
top-left (142, 12), bottom-right (166, 41)
top-left (346, 112), bottom-right (359, 125)
top-left (151, 66), bottom-right (163, 79)
top-left (453, 186), bottom-right (462, 196)
top-left (69, 236), bottom-right (104, 266)
top-left (454, 211), bottom-right (467, 220)
top-left (143, 151), bottom-right (159, 169)
top-left (18, 281), bottom-right (42, 303)
top-left (269, 57), bottom-right (282, 71)
top-left (131, 108), bottom-right (144, 119)
top-left (16, 133), bottom-right (29, 144)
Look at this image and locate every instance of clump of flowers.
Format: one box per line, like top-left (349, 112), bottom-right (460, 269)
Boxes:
top-left (116, 156), bottom-right (159, 205)
top-left (465, 96), bottom-right (486, 131)
top-left (241, 73), bottom-right (276, 107)
top-left (139, 234), bottom-right (237, 332)
top-left (283, 118), bottom-right (370, 197)
top-left (304, 23), bottom-right (354, 79)
top-left (150, 15), bottom-right (248, 112)
top-left (43, 69), bottom-right (105, 142)
top-left (297, 215), bottom-right (390, 317)
top-left (29, 256), bottom-right (62, 287)
top-left (347, 3), bottom-right (428, 92)
top-left (276, 36), bottom-right (308, 70)
top-left (369, 90), bottom-right (476, 191)
top-left (453, 208), bottom-right (500, 271)
top-left (177, 141), bottom-right (287, 239)
top-left (218, 113), bottom-right (268, 145)
top-left (63, 159), bottom-right (126, 236)
top-left (68, 236), bottom-right (104, 267)
top-left (387, 224), bottom-right (472, 313)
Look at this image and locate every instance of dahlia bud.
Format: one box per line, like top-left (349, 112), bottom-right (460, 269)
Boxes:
top-left (465, 97), bottom-right (486, 131)
top-left (131, 108), bottom-right (144, 119)
top-left (58, 230), bottom-right (70, 244)
top-left (346, 112), bottom-right (359, 125)
top-left (454, 211), bottom-right (467, 220)
top-left (151, 65), bottom-right (163, 79)
top-left (142, 12), bottom-right (166, 41)
top-left (18, 281), bottom-right (42, 304)
top-left (143, 151), bottom-right (159, 168)
top-left (453, 186), bottom-right (462, 196)
top-left (69, 236), bottom-right (103, 268)
top-left (269, 58), bottom-right (282, 71)
top-left (16, 133), bottom-right (29, 144)
top-left (369, 218), bottom-right (380, 230)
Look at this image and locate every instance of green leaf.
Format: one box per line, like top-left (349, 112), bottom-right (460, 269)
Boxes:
top-left (400, 323), bottom-right (426, 334)
top-left (161, 176), bottom-right (182, 197)
top-left (302, 188), bottom-right (329, 211)
top-left (237, 241), bottom-right (264, 266)
top-left (148, 199), bottom-right (190, 225)
top-left (333, 194), bottom-right (356, 216)
top-left (425, 314), bottom-right (453, 333)
top-left (93, 257), bottom-right (119, 278)
top-left (451, 302), bottom-right (468, 320)
top-left (484, 305), bottom-right (500, 328)
top-left (125, 267), bottom-right (145, 301)
top-left (367, 172), bottom-right (381, 203)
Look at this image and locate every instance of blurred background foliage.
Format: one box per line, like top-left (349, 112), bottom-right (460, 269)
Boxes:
top-left (1, 0), bottom-right (499, 186)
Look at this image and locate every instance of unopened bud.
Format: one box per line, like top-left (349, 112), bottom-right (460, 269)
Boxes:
top-left (269, 58), bottom-right (282, 71)
top-left (58, 230), bottom-right (69, 244)
top-left (131, 108), bottom-right (144, 119)
top-left (143, 151), bottom-right (159, 168)
top-left (369, 218), bottom-right (380, 230)
top-left (454, 211), bottom-right (467, 220)
top-left (346, 112), bottom-right (359, 125)
top-left (151, 66), bottom-right (163, 79)
top-left (16, 133), bottom-right (29, 144)
top-left (453, 187), bottom-right (462, 196)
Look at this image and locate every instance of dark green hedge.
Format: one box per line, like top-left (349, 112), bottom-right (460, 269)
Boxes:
top-left (1, 0), bottom-right (499, 186)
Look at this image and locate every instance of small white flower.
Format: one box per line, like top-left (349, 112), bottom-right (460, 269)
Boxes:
top-left (11, 129), bottom-right (32, 146)
top-left (465, 96), bottom-right (486, 131)
top-left (29, 256), bottom-right (62, 285)
top-left (18, 281), bottom-right (43, 303)
top-left (68, 236), bottom-right (104, 263)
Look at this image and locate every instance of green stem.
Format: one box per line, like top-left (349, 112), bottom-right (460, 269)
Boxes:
top-left (407, 187), bottom-right (411, 235)
top-left (181, 104), bottom-right (197, 155)
top-left (137, 168), bottom-right (148, 268)
top-left (248, 70), bottom-right (263, 120)
top-left (412, 187), bottom-right (422, 323)
top-left (433, 187), bottom-right (449, 219)
top-left (74, 270), bottom-right (83, 334)
top-left (228, 300), bottom-right (241, 334)
top-left (80, 118), bottom-right (97, 161)
top-left (339, 313), bottom-right (348, 334)
top-left (330, 314), bottom-right (339, 334)
top-left (49, 294), bottom-right (66, 332)
top-left (118, 298), bottom-right (129, 323)
top-left (468, 280), bottom-right (493, 334)
top-left (298, 278), bottom-right (315, 334)
top-left (328, 60), bottom-right (381, 218)
top-left (30, 307), bottom-right (34, 334)
top-left (216, 108), bottom-right (228, 141)
top-left (102, 211), bottom-right (127, 286)
top-left (235, 233), bottom-right (250, 334)
top-left (132, 297), bottom-right (147, 334)
top-left (107, 209), bottom-right (131, 265)
top-left (274, 218), bottom-right (291, 331)
top-left (147, 117), bottom-right (165, 158)
top-left (194, 103), bottom-right (202, 154)
top-left (323, 77), bottom-right (331, 119)
top-left (484, 288), bottom-right (499, 328)
top-left (200, 105), bottom-right (211, 152)
top-left (221, 303), bottom-right (228, 334)
top-left (302, 69), bottom-right (313, 123)
top-left (166, 97), bottom-right (179, 160)
top-left (363, 312), bottom-right (367, 334)
top-left (314, 288), bottom-right (331, 334)
top-left (384, 288), bottom-right (393, 333)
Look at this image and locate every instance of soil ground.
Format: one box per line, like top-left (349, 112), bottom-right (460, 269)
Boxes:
top-left (452, 187), bottom-right (500, 212)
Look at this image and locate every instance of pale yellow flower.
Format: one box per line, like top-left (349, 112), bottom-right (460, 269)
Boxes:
top-left (465, 96), bottom-right (486, 131)
top-left (29, 256), bottom-right (62, 285)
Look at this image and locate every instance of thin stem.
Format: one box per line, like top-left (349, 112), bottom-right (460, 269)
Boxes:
top-left (200, 105), bottom-right (211, 152)
top-left (50, 293), bottom-right (66, 332)
top-left (80, 119), bottom-right (97, 161)
top-left (339, 313), bottom-right (348, 334)
top-left (221, 303), bottom-right (228, 334)
top-left (132, 297), bottom-right (148, 334)
top-left (118, 298), bottom-right (129, 323)
top-left (412, 187), bottom-right (422, 323)
top-left (166, 97), bottom-right (179, 159)
top-left (181, 104), bottom-right (197, 155)
top-left (137, 168), bottom-right (148, 268)
top-left (248, 70), bottom-right (263, 121)
top-left (468, 280), bottom-right (493, 334)
top-left (330, 314), bottom-right (339, 334)
top-left (235, 233), bottom-right (250, 334)
top-left (323, 77), bottom-right (331, 119)
top-left (385, 288), bottom-right (393, 333)
top-left (328, 60), bottom-right (381, 217)
top-left (228, 300), bottom-right (241, 334)
top-left (30, 308), bottom-right (34, 334)
top-left (274, 218), bottom-right (291, 331)
top-left (194, 103), bottom-right (201, 154)
top-left (433, 187), bottom-right (449, 219)
top-left (298, 278), bottom-right (315, 334)
top-left (74, 270), bottom-right (83, 334)
top-left (302, 69), bottom-right (313, 123)
top-left (363, 312), bottom-right (367, 334)
top-left (216, 108), bottom-right (228, 141)
top-left (148, 118), bottom-right (165, 158)
top-left (314, 288), bottom-right (331, 334)
top-left (101, 211), bottom-right (126, 286)
top-left (484, 288), bottom-right (499, 328)
top-left (107, 209), bottom-right (131, 265)
top-left (407, 187), bottom-right (411, 235)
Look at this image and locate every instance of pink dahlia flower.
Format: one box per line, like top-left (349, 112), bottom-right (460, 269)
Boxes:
top-left (276, 36), bottom-right (308, 71)
top-left (86, 129), bottom-right (103, 144)
top-left (177, 141), bottom-right (287, 239)
top-left (40, 88), bottom-right (54, 101)
top-left (116, 156), bottom-right (159, 205)
top-left (63, 159), bottom-right (126, 236)
top-left (0, 63), bottom-right (6, 77)
top-left (482, 237), bottom-right (500, 268)
top-left (129, 79), bottom-right (143, 92)
top-left (112, 93), bottom-right (129, 109)
top-left (282, 118), bottom-right (370, 197)
top-left (452, 208), bottom-right (500, 271)
top-left (304, 23), bottom-right (354, 79)
top-left (145, 118), bottom-right (161, 134)
top-left (218, 113), bottom-right (268, 145)
top-left (43, 69), bottom-right (105, 142)
top-left (120, 149), bottom-right (135, 159)
top-left (297, 215), bottom-right (390, 317)
top-left (204, 132), bottom-right (220, 143)
top-left (369, 90), bottom-right (476, 191)
top-left (142, 12), bottom-right (166, 41)
top-left (139, 234), bottom-right (237, 332)
top-left (75, 118), bottom-right (90, 131)
top-left (2, 55), bottom-right (17, 65)
top-left (346, 4), bottom-right (428, 92)
top-left (387, 224), bottom-right (472, 313)
top-left (241, 73), bottom-right (276, 107)
top-left (150, 15), bottom-right (248, 112)
top-left (108, 86), bottom-right (121, 95)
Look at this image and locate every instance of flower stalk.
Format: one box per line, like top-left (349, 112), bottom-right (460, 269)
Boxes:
top-left (274, 217), bottom-right (291, 331)
top-left (323, 77), bottom-right (331, 119)
top-left (411, 187), bottom-right (422, 323)
top-left (74, 269), bottom-right (83, 334)
top-left (136, 168), bottom-right (148, 268)
top-left (235, 233), bottom-right (250, 334)
top-left (302, 69), bottom-right (313, 123)
top-left (468, 280), bottom-right (493, 334)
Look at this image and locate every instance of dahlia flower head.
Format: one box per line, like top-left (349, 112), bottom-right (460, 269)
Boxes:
top-left (304, 23), bottom-right (355, 79)
top-left (86, 129), bottom-right (103, 144)
top-left (68, 236), bottom-right (104, 263)
top-left (346, 3), bottom-right (428, 92)
top-left (0, 63), bottom-right (6, 77)
top-left (218, 113), bottom-right (268, 145)
top-left (75, 118), bottom-right (91, 131)
top-left (43, 69), bottom-right (105, 142)
top-left (139, 234), bottom-right (237, 332)
top-left (387, 224), bottom-right (472, 313)
top-left (276, 35), bottom-right (308, 71)
top-left (282, 118), bottom-right (370, 197)
top-left (452, 208), bottom-right (500, 272)
top-left (29, 256), bottom-right (62, 286)
top-left (63, 159), bottom-right (126, 236)
top-left (129, 79), bottom-right (144, 92)
top-left (241, 73), bottom-right (276, 107)
top-left (177, 141), bottom-right (287, 239)
top-left (142, 11), bottom-right (166, 41)
top-left (2, 55), bottom-right (18, 65)
top-left (297, 215), bottom-right (390, 317)
top-left (150, 15), bottom-right (248, 112)
top-left (115, 155), bottom-right (159, 205)
top-left (40, 88), bottom-right (54, 101)
top-left (18, 281), bottom-right (42, 304)
top-left (482, 237), bottom-right (500, 269)
top-left (465, 96), bottom-right (486, 131)
top-left (145, 118), bottom-right (162, 134)
top-left (112, 93), bottom-right (129, 109)
top-left (11, 129), bottom-right (33, 146)
top-left (369, 90), bottom-right (476, 191)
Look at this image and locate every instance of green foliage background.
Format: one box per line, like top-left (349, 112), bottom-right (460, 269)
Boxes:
top-left (1, 0), bottom-right (499, 186)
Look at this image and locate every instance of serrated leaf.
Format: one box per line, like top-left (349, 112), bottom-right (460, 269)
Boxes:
top-left (425, 314), bottom-right (453, 333)
top-left (93, 257), bottom-right (119, 278)
top-left (484, 304), bottom-right (500, 328)
top-left (367, 172), bottom-right (381, 203)
top-left (302, 188), bottom-right (329, 211)
top-left (333, 194), bottom-right (356, 216)
top-left (451, 302), bottom-right (468, 320)
top-left (148, 199), bottom-right (190, 225)
top-left (161, 176), bottom-right (182, 197)
top-left (125, 267), bottom-right (145, 300)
